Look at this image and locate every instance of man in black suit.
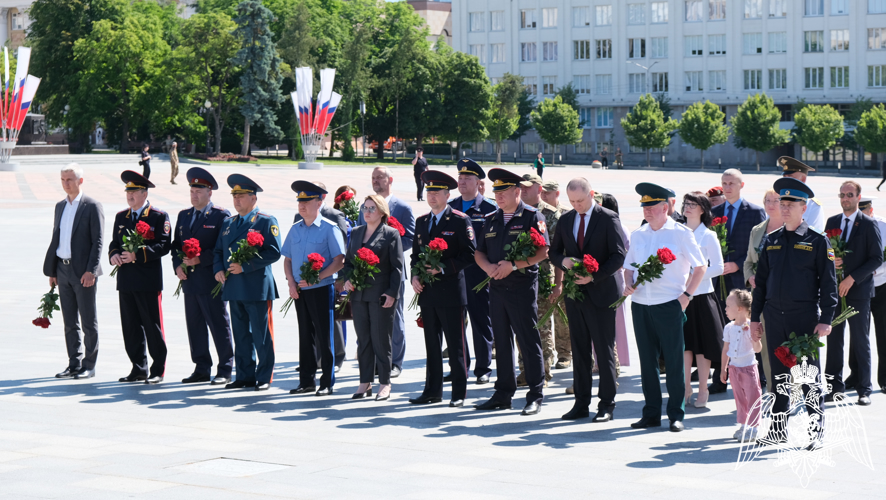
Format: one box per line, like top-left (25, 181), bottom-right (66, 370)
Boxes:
top-left (550, 177), bottom-right (626, 422)
top-left (109, 171), bottom-right (172, 384)
top-left (43, 164), bottom-right (104, 379)
top-left (824, 181), bottom-right (883, 405)
top-left (172, 168), bottom-right (234, 385)
top-left (409, 171), bottom-right (476, 407)
top-left (412, 147), bottom-right (428, 201)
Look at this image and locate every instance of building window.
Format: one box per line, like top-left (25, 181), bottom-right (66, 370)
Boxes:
top-left (521, 10), bottom-right (536, 29)
top-left (870, 65), bottom-right (886, 87)
top-left (628, 38), bottom-right (646, 58)
top-left (524, 77), bottom-right (538, 95)
top-left (596, 5), bottom-right (612, 26)
top-left (491, 44), bottom-right (505, 63)
top-left (831, 30), bottom-right (850, 52)
top-left (805, 0), bottom-right (823, 16)
top-left (575, 141), bottom-right (593, 153)
top-left (744, 69), bottom-right (763, 90)
top-left (490, 77), bottom-right (501, 85)
top-left (574, 75), bottom-right (591, 94)
top-left (596, 39), bottom-right (612, 59)
top-left (542, 76), bottom-right (557, 95)
top-left (710, 0), bottom-right (727, 20)
top-left (542, 42), bottom-right (558, 61)
top-left (804, 31), bottom-right (824, 53)
top-left (743, 33), bottom-right (763, 54)
top-left (872, 0), bottom-right (886, 14)
top-left (769, 69), bottom-right (787, 90)
top-left (572, 7), bottom-right (590, 27)
top-left (686, 0), bottom-right (703, 21)
top-left (710, 70), bottom-right (726, 91)
top-left (596, 107), bottom-right (614, 128)
top-left (709, 34), bottom-right (727, 55)
top-left (574, 40), bottom-right (591, 60)
top-left (744, 0), bottom-right (763, 18)
top-left (469, 44), bottom-right (486, 64)
top-left (770, 0), bottom-right (787, 17)
top-left (651, 2), bottom-right (669, 23)
top-left (685, 71), bottom-right (704, 91)
top-left (629, 73), bottom-right (646, 93)
top-left (831, 66), bottom-right (849, 88)
top-left (522, 142), bottom-right (539, 154)
top-left (578, 108), bottom-right (593, 129)
top-left (595, 74), bottom-right (612, 94)
top-left (685, 35), bottom-right (704, 56)
top-left (490, 11), bottom-right (504, 31)
top-left (651, 37), bottom-right (668, 58)
top-left (832, 0), bottom-right (849, 15)
top-left (870, 29), bottom-right (886, 50)
top-left (769, 32), bottom-right (787, 53)
top-left (804, 67), bottom-right (824, 89)
top-left (469, 12), bottom-right (485, 32)
top-left (652, 72), bottom-right (668, 92)
top-left (542, 8), bottom-right (557, 28)
top-left (521, 43), bottom-right (537, 62)
top-left (628, 4), bottom-right (646, 24)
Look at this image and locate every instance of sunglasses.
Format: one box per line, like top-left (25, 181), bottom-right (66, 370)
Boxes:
top-left (838, 193), bottom-right (856, 199)
top-left (362, 205), bottom-right (377, 213)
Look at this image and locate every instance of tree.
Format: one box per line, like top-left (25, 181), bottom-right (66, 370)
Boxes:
top-left (554, 82), bottom-right (579, 111)
top-left (853, 104), bottom-right (886, 171)
top-left (678, 100), bottom-right (729, 170)
top-left (793, 104), bottom-right (844, 163)
top-left (508, 85), bottom-right (535, 148)
top-left (484, 73), bottom-right (522, 163)
top-left (620, 93), bottom-right (678, 168)
top-left (233, 0), bottom-right (284, 156)
top-left (531, 96), bottom-right (582, 167)
top-left (730, 93), bottom-right (791, 171)
top-left (378, 24), bottom-right (431, 160)
top-left (436, 49), bottom-right (492, 161)
top-left (654, 92), bottom-right (673, 120)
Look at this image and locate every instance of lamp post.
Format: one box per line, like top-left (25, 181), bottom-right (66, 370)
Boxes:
top-left (360, 100), bottom-right (366, 164)
top-left (204, 100), bottom-right (212, 154)
top-left (626, 60), bottom-right (659, 93)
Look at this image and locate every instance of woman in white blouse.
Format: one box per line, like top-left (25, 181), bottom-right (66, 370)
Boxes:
top-left (681, 192), bottom-right (726, 408)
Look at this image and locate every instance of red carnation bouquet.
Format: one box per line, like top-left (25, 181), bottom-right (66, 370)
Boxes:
top-left (473, 228), bottom-right (547, 292)
top-left (338, 247), bottom-right (381, 313)
top-left (32, 285), bottom-right (60, 328)
top-left (281, 253), bottom-right (326, 317)
top-left (536, 254), bottom-right (599, 329)
top-left (388, 216), bottom-right (406, 237)
top-left (110, 220), bottom-right (152, 277)
top-left (335, 190), bottom-right (359, 224)
top-left (173, 238), bottom-right (202, 298)
top-left (211, 231), bottom-right (265, 298)
top-left (776, 332), bottom-right (825, 368)
top-left (409, 237), bottom-right (448, 310)
top-left (825, 228), bottom-right (853, 313)
top-left (611, 247), bottom-right (676, 308)
top-left (710, 216), bottom-right (733, 300)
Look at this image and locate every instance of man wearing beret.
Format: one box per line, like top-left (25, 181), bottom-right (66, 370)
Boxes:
top-left (109, 171), bottom-right (172, 384)
top-left (214, 174), bottom-right (282, 391)
top-left (172, 167), bottom-right (234, 385)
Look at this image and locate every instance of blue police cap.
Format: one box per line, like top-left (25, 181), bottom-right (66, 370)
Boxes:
top-left (456, 158), bottom-right (485, 179)
top-left (227, 174), bottom-right (262, 194)
top-left (774, 177), bottom-right (814, 201)
top-left (421, 170), bottom-right (457, 192)
top-left (487, 168), bottom-right (522, 192)
top-left (291, 180), bottom-right (327, 200)
top-left (186, 167), bottom-right (218, 190)
top-left (121, 170), bottom-right (155, 191)
top-left (635, 182), bottom-right (671, 207)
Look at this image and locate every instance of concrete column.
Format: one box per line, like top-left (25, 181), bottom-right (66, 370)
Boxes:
top-left (0, 9), bottom-right (9, 46)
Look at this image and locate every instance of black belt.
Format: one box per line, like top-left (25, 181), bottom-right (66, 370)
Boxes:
top-left (57, 257), bottom-right (71, 265)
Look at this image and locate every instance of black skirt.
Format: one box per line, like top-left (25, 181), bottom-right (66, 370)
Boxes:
top-left (683, 291), bottom-right (726, 364)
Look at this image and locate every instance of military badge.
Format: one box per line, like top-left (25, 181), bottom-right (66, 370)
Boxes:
top-left (467, 226), bottom-right (474, 240)
top-left (827, 249), bottom-right (835, 261)
top-left (271, 225), bottom-right (280, 237)
top-left (164, 221), bottom-right (171, 234)
top-left (537, 220), bottom-right (547, 234)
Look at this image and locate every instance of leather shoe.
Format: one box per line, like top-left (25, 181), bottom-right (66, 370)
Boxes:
top-left (630, 417), bottom-right (662, 429)
top-left (708, 381), bottom-right (727, 394)
top-left (669, 420), bottom-right (685, 432)
top-left (858, 395), bottom-right (872, 406)
top-left (56, 367), bottom-right (76, 378)
top-left (593, 410), bottom-right (615, 423)
top-left (881, 386), bottom-right (886, 394)
top-left (390, 366), bottom-right (402, 378)
top-left (119, 374), bottom-right (147, 383)
top-left (226, 380), bottom-right (256, 389)
top-left (182, 373), bottom-right (210, 384)
top-left (554, 359), bottom-right (572, 369)
top-left (443, 373), bottom-right (453, 382)
top-left (210, 376), bottom-right (230, 385)
top-left (824, 393), bottom-right (836, 403)
top-left (442, 347), bottom-right (449, 358)
top-left (845, 374), bottom-right (858, 389)
top-left (255, 382), bottom-right (270, 391)
top-left (561, 407), bottom-right (590, 420)
top-left (449, 399), bottom-right (464, 407)
top-left (474, 398), bottom-right (511, 410)
top-left (476, 373), bottom-right (490, 385)
top-left (334, 365), bottom-right (341, 373)
top-left (289, 385), bottom-right (316, 394)
top-left (352, 389), bottom-right (372, 399)
top-left (145, 376), bottom-right (163, 384)
top-left (409, 395), bottom-right (442, 405)
top-left (74, 368), bottom-right (95, 380)
top-left (315, 387), bottom-right (333, 396)
top-left (521, 401), bottom-right (541, 415)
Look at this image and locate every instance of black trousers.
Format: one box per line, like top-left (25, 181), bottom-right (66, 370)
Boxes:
top-left (536, 167), bottom-right (543, 178)
top-left (464, 266), bottom-right (493, 377)
top-left (490, 284), bottom-right (544, 405)
top-left (352, 299), bottom-right (394, 384)
top-left (825, 297), bottom-right (873, 396)
top-left (565, 298), bottom-right (617, 410)
top-left (295, 285), bottom-right (336, 388)
top-left (142, 161), bottom-right (151, 179)
top-left (119, 290), bottom-right (167, 378)
top-left (414, 174), bottom-right (423, 200)
top-left (184, 292), bottom-right (234, 378)
top-left (632, 300), bottom-right (685, 422)
top-left (57, 260), bottom-right (99, 370)
top-left (872, 284), bottom-right (886, 389)
top-left (420, 305), bottom-right (469, 400)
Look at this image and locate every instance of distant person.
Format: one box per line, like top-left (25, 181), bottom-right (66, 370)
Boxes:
top-left (600, 149), bottom-right (608, 168)
top-left (878, 159), bottom-right (886, 191)
top-left (140, 144), bottom-right (152, 179)
top-left (533, 152), bottom-right (545, 178)
top-left (169, 141), bottom-right (179, 185)
top-left (615, 147), bottom-right (623, 168)
top-left (412, 147), bottom-right (428, 201)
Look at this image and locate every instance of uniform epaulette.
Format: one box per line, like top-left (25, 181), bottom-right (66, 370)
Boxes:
top-left (451, 209), bottom-right (468, 218)
top-left (485, 211), bottom-right (497, 218)
top-left (524, 205), bottom-right (537, 212)
top-left (420, 212), bottom-right (430, 219)
top-left (810, 197), bottom-right (821, 205)
top-left (224, 214), bottom-right (236, 220)
top-left (257, 212), bottom-right (271, 217)
top-left (211, 205), bottom-right (226, 211)
top-left (117, 208), bottom-right (129, 214)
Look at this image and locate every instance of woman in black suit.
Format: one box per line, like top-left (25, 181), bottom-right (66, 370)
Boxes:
top-left (340, 194), bottom-right (404, 401)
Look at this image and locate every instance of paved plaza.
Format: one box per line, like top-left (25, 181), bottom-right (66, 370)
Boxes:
top-left (1, 155), bottom-right (884, 498)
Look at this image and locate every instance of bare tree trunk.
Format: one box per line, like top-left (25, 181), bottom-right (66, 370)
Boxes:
top-left (755, 150), bottom-right (760, 171)
top-left (701, 149), bottom-right (705, 170)
top-left (241, 119), bottom-right (250, 156)
top-left (120, 116), bottom-right (129, 156)
top-left (496, 142), bottom-right (501, 164)
top-left (213, 111), bottom-right (223, 155)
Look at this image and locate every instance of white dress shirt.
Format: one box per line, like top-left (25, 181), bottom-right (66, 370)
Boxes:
top-left (690, 223), bottom-right (725, 296)
top-left (624, 217), bottom-right (706, 306)
top-left (871, 214), bottom-right (886, 287)
top-left (837, 209), bottom-right (859, 241)
top-left (572, 201), bottom-right (594, 241)
top-left (804, 198), bottom-right (824, 231)
top-left (56, 192), bottom-right (82, 259)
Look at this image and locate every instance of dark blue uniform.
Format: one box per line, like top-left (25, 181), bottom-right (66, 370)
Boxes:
top-left (172, 202), bottom-right (234, 380)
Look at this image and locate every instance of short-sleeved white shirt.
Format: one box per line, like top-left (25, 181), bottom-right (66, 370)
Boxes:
top-left (723, 320), bottom-right (756, 367)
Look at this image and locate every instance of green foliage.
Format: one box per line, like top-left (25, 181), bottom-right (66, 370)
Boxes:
top-left (435, 48), bottom-right (492, 159)
top-left (484, 73), bottom-right (522, 163)
top-left (854, 104), bottom-right (886, 154)
top-left (508, 85), bottom-right (535, 142)
top-left (678, 100), bottom-right (729, 169)
top-left (846, 97), bottom-right (874, 126)
top-left (730, 93), bottom-right (791, 170)
top-left (654, 92), bottom-right (673, 120)
top-left (554, 82), bottom-right (579, 111)
top-left (793, 104), bottom-right (844, 154)
top-left (620, 94), bottom-right (678, 167)
top-left (530, 96), bottom-right (582, 165)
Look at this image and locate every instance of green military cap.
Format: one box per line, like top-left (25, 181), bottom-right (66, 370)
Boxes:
top-left (778, 156), bottom-right (816, 174)
top-left (635, 182), bottom-right (671, 207)
top-left (520, 173), bottom-right (543, 187)
top-left (542, 180), bottom-right (559, 191)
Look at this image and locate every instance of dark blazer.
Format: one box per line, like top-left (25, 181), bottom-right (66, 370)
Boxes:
top-left (44, 195), bottom-right (104, 279)
top-left (411, 206), bottom-right (476, 307)
top-left (825, 212), bottom-right (883, 300)
top-left (171, 203), bottom-right (231, 295)
top-left (212, 207), bottom-right (281, 301)
top-left (108, 202), bottom-right (171, 292)
top-left (342, 224), bottom-right (404, 302)
top-left (295, 204), bottom-right (348, 242)
top-left (550, 204), bottom-right (627, 307)
top-left (713, 199), bottom-right (766, 291)
top-left (358, 195), bottom-right (415, 253)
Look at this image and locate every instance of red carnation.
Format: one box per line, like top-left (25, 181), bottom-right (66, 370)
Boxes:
top-left (428, 238), bottom-right (448, 252)
top-left (825, 228), bottom-right (842, 239)
top-left (529, 228), bottom-right (546, 248)
top-left (656, 247), bottom-right (676, 265)
top-left (32, 317), bottom-right (50, 328)
top-left (774, 346), bottom-right (797, 368)
top-left (583, 254), bottom-right (599, 273)
top-left (388, 216), bottom-right (406, 237)
top-left (356, 247), bottom-right (380, 266)
top-left (135, 220), bottom-right (151, 237)
top-left (247, 232), bottom-right (264, 247)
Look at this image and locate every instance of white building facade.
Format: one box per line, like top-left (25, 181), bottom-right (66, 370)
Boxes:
top-left (452, 0), bottom-right (886, 169)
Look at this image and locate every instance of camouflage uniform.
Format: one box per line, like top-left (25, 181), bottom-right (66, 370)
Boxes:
top-left (552, 203), bottom-right (572, 366)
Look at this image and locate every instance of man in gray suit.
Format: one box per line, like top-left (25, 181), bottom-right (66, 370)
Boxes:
top-left (43, 164), bottom-right (104, 379)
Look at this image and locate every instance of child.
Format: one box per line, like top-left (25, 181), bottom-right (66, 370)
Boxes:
top-left (721, 289), bottom-right (763, 442)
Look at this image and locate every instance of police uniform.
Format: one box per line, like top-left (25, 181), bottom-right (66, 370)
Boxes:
top-left (779, 156), bottom-right (824, 231)
top-left (751, 178), bottom-right (837, 439)
top-left (213, 175), bottom-right (282, 390)
top-left (448, 159), bottom-right (498, 381)
top-left (474, 168), bottom-right (550, 414)
top-left (409, 171), bottom-right (476, 406)
top-left (109, 171), bottom-right (171, 383)
top-left (172, 168), bottom-right (234, 384)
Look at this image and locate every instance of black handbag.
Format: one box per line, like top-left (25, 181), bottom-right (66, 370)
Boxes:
top-left (334, 294), bottom-right (353, 321)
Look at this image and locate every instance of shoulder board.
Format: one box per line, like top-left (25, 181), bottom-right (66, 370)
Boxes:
top-left (451, 209), bottom-right (468, 218)
top-left (224, 215), bottom-right (236, 221)
top-left (150, 208), bottom-right (167, 215)
top-left (524, 205), bottom-right (537, 212)
top-left (256, 212), bottom-right (271, 217)
top-left (485, 211), bottom-right (497, 218)
top-left (810, 227), bottom-right (825, 236)
top-left (419, 212), bottom-right (430, 219)
top-left (211, 205), bottom-right (226, 211)
top-left (809, 197), bottom-right (821, 206)
top-left (117, 208), bottom-right (129, 214)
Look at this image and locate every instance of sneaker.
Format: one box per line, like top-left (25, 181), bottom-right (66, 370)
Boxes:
top-left (741, 427), bottom-right (758, 443)
top-left (733, 425), bottom-right (745, 440)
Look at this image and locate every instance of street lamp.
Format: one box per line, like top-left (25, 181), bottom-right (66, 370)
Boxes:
top-left (626, 60), bottom-right (659, 93)
top-left (360, 100), bottom-right (366, 164)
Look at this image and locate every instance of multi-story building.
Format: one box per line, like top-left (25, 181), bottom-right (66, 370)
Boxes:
top-left (0, 3), bottom-right (32, 50)
top-left (452, 0), bottom-right (886, 169)
top-left (410, 0), bottom-right (453, 46)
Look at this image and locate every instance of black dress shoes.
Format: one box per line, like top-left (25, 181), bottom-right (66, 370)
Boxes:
top-left (56, 368), bottom-right (76, 378)
top-left (443, 373), bottom-right (453, 382)
top-left (182, 373), bottom-right (211, 384)
top-left (289, 385), bottom-right (316, 394)
top-left (255, 382), bottom-right (270, 391)
top-left (316, 387), bottom-right (333, 396)
top-left (521, 401), bottom-right (541, 415)
top-left (474, 398), bottom-right (511, 410)
top-left (146, 376), bottom-right (163, 384)
top-left (211, 376), bottom-right (230, 385)
top-left (390, 366), bottom-right (402, 378)
top-left (858, 395), bottom-right (872, 406)
top-left (708, 381), bottom-right (727, 394)
top-left (449, 399), bottom-right (464, 407)
top-left (119, 374), bottom-right (147, 383)
top-left (669, 420), bottom-right (685, 432)
top-left (334, 365), bottom-right (341, 373)
top-left (630, 417), bottom-right (662, 429)
top-left (73, 368), bottom-right (95, 380)
top-left (561, 407), bottom-right (590, 420)
top-left (824, 393), bottom-right (836, 403)
top-left (844, 374), bottom-right (858, 389)
top-left (352, 389), bottom-right (372, 399)
top-left (592, 409), bottom-right (615, 423)
top-left (409, 395), bottom-right (442, 405)
top-left (476, 373), bottom-right (490, 385)
top-left (226, 380), bottom-right (256, 389)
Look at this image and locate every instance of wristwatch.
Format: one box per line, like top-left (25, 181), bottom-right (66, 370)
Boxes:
top-left (511, 261), bottom-right (518, 271)
top-left (682, 291), bottom-right (692, 299)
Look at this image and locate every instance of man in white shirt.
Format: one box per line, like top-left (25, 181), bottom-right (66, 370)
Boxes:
top-left (623, 183), bottom-right (707, 432)
top-left (860, 198), bottom-right (886, 393)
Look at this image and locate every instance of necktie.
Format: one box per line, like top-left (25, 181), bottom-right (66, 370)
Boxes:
top-left (131, 211), bottom-right (138, 221)
top-left (429, 214), bottom-right (437, 236)
top-left (578, 213), bottom-right (586, 251)
top-left (842, 217), bottom-right (850, 242)
top-left (726, 204), bottom-right (735, 236)
top-left (190, 209), bottom-right (201, 231)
